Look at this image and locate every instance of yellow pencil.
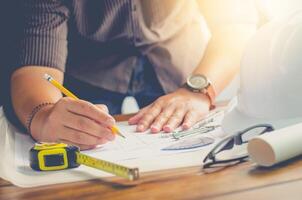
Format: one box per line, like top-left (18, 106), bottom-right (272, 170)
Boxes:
top-left (44, 74), bottom-right (126, 139)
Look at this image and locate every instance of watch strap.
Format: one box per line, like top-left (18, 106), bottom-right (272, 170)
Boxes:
top-left (183, 76), bottom-right (216, 110)
top-left (205, 82), bottom-right (216, 110)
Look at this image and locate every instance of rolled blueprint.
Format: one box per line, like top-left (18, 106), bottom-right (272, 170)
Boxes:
top-left (247, 123), bottom-right (302, 167)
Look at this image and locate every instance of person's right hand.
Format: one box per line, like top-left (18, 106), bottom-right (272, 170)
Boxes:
top-left (30, 97), bottom-right (116, 150)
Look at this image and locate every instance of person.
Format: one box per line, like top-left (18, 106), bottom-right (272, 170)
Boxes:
top-left (7, 1), bottom-right (261, 150)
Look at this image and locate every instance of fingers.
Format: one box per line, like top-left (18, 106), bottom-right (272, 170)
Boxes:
top-left (129, 90), bottom-right (211, 134)
top-left (62, 111), bottom-right (115, 141)
top-left (128, 105), bottom-right (150, 125)
top-left (136, 104), bottom-right (162, 132)
top-left (132, 99), bottom-right (209, 133)
top-left (62, 98), bottom-right (115, 127)
top-left (182, 111), bottom-right (202, 130)
top-left (57, 124), bottom-right (111, 150)
top-left (59, 126), bottom-right (104, 146)
top-left (150, 106), bottom-right (175, 133)
top-left (162, 108), bottom-right (186, 133)
top-left (35, 97), bottom-right (116, 148)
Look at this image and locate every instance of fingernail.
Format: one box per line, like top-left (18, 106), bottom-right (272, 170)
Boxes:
top-left (182, 123), bottom-right (189, 130)
top-left (163, 126), bottom-right (171, 133)
top-left (137, 125), bottom-right (145, 132)
top-left (151, 126), bottom-right (159, 133)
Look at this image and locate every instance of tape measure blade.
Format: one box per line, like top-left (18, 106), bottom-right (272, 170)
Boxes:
top-left (76, 152), bottom-right (139, 181)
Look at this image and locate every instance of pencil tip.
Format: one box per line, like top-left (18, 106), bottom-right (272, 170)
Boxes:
top-left (118, 131), bottom-right (126, 139)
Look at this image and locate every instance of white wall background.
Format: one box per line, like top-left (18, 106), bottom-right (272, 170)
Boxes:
top-left (264, 0), bottom-right (302, 19)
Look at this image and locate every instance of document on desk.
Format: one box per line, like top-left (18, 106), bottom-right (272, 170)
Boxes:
top-left (0, 105), bottom-right (227, 188)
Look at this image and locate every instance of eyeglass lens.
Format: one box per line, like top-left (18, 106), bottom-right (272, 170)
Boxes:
top-left (241, 126), bottom-right (271, 143)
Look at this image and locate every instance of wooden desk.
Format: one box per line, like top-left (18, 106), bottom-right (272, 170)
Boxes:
top-left (1, 115), bottom-right (302, 200)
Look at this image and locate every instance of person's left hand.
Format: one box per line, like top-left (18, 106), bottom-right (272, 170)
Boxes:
top-left (128, 88), bottom-right (211, 133)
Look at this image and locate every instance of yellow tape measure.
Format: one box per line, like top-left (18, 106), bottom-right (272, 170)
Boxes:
top-left (29, 143), bottom-right (139, 181)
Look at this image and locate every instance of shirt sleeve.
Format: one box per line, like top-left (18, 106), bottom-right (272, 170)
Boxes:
top-left (198, 0), bottom-right (260, 26)
top-left (16, 0), bottom-right (69, 71)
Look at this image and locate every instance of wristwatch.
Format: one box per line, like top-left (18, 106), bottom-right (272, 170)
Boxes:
top-left (184, 74), bottom-right (216, 109)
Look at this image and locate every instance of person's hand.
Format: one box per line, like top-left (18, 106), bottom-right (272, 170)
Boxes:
top-left (30, 97), bottom-right (116, 150)
top-left (128, 88), bottom-right (211, 133)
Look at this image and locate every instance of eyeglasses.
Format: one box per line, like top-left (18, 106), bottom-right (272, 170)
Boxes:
top-left (202, 124), bottom-right (274, 171)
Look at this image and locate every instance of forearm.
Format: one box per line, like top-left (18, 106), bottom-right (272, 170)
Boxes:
top-left (11, 66), bottom-right (63, 129)
top-left (194, 24), bottom-right (257, 96)
top-left (12, 0), bottom-right (69, 126)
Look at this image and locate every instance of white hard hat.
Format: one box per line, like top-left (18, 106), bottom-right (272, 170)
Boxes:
top-left (222, 10), bottom-right (302, 134)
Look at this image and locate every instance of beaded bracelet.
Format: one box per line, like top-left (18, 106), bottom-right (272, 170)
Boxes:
top-left (26, 102), bottom-right (55, 135)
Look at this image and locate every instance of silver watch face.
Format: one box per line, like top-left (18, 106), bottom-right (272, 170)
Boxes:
top-left (187, 74), bottom-right (208, 90)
